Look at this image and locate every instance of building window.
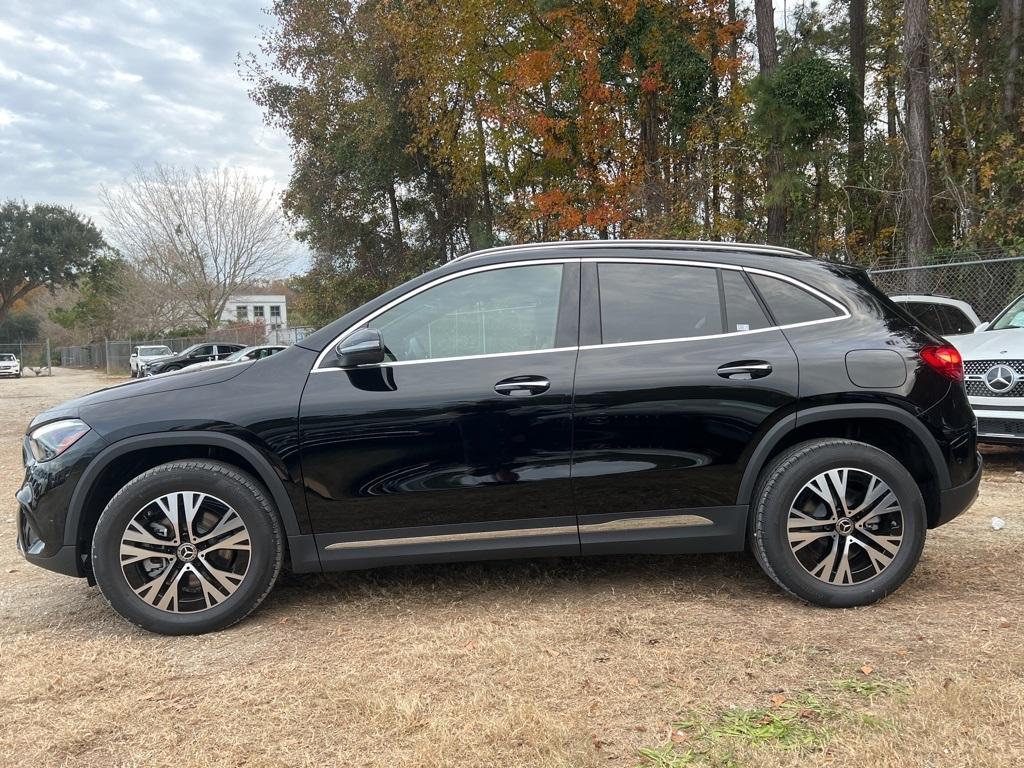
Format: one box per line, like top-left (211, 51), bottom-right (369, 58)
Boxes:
top-left (235, 305), bottom-right (248, 322)
top-left (253, 306), bottom-right (265, 319)
top-left (270, 305), bottom-right (282, 325)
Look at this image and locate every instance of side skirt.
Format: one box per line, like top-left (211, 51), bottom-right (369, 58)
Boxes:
top-left (579, 505), bottom-right (748, 555)
top-left (313, 506), bottom-right (748, 573)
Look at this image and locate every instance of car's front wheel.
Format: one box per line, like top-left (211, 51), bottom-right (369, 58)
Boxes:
top-left (91, 460), bottom-right (284, 634)
top-left (750, 439), bottom-right (926, 608)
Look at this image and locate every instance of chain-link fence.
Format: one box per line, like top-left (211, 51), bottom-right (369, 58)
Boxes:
top-left (867, 254), bottom-right (1024, 324)
top-left (0, 341), bottom-right (52, 376)
top-left (56, 325), bottom-right (315, 375)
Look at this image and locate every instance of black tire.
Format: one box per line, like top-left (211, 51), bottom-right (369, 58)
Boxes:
top-left (91, 460), bottom-right (284, 634)
top-left (750, 439), bottom-right (926, 608)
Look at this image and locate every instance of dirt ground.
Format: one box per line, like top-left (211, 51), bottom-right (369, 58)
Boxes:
top-left (0, 367), bottom-right (1021, 768)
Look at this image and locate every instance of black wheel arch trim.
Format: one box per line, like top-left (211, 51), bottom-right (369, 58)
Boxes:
top-left (736, 403), bottom-right (952, 506)
top-left (65, 432), bottom-right (312, 565)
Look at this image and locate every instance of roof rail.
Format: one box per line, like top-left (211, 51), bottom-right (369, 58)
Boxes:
top-left (450, 239), bottom-right (811, 263)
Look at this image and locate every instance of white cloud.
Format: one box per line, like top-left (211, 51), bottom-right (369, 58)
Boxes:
top-left (0, 0), bottom-right (306, 274)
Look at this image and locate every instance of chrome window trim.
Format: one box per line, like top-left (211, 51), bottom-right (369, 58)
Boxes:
top-left (311, 256), bottom-right (850, 372)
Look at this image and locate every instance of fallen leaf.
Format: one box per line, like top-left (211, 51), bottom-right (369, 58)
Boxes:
top-left (670, 729), bottom-right (688, 743)
top-left (545, 647), bottom-right (561, 657)
top-left (770, 694), bottom-right (787, 707)
top-left (860, 665), bottom-right (874, 675)
top-left (627, 677), bottom-right (639, 686)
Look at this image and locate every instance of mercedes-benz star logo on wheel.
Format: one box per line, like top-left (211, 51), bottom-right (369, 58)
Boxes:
top-left (984, 364), bottom-right (1016, 393)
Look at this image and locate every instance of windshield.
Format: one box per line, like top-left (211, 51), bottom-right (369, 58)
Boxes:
top-left (225, 347), bottom-right (255, 362)
top-left (990, 294), bottom-right (1024, 331)
top-left (139, 346), bottom-right (171, 356)
top-left (0, 354), bottom-right (15, 361)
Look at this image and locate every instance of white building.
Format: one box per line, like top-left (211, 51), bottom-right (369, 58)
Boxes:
top-left (221, 295), bottom-right (289, 329)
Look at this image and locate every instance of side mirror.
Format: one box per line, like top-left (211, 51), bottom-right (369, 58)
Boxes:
top-left (336, 328), bottom-right (385, 367)
top-left (975, 321), bottom-right (989, 333)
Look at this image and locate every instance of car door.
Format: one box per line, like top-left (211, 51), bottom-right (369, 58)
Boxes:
top-left (298, 260), bottom-right (581, 568)
top-left (572, 258), bottom-right (799, 554)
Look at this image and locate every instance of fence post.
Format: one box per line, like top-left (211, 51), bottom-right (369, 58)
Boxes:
top-left (45, 338), bottom-right (51, 375)
top-left (105, 338), bottom-right (111, 376)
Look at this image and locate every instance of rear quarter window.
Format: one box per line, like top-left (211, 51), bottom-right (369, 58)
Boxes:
top-left (750, 274), bottom-right (842, 326)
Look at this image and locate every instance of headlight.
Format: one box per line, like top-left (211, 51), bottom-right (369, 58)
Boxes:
top-left (28, 419), bottom-right (90, 462)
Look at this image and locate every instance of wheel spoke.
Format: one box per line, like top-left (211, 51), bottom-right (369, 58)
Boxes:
top-left (153, 494), bottom-right (181, 544)
top-left (194, 509), bottom-right (246, 546)
top-left (809, 535), bottom-right (840, 582)
top-left (133, 561), bottom-right (182, 610)
top-left (122, 519), bottom-right (174, 548)
top-left (119, 542), bottom-right (175, 566)
top-left (850, 535), bottom-right (897, 574)
top-left (195, 558), bottom-right (245, 596)
top-left (787, 529), bottom-right (833, 553)
top-left (804, 473), bottom-right (840, 516)
top-left (201, 529), bottom-right (251, 554)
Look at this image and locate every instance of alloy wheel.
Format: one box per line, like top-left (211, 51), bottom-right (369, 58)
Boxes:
top-left (787, 468), bottom-right (904, 585)
top-left (118, 491), bottom-right (252, 613)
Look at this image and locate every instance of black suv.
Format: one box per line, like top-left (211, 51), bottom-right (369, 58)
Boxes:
top-left (16, 242), bottom-right (982, 634)
top-left (144, 342), bottom-right (247, 376)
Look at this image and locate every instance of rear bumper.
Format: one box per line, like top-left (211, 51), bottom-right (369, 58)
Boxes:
top-left (933, 452), bottom-right (982, 528)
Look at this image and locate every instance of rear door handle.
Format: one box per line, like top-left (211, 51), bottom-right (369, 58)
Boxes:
top-left (494, 375), bottom-right (551, 396)
top-left (717, 361), bottom-right (772, 380)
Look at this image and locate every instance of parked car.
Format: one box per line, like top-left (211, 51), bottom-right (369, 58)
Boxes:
top-left (129, 345), bottom-right (173, 378)
top-left (889, 294), bottom-right (981, 337)
top-left (0, 353), bottom-right (21, 378)
top-left (144, 343), bottom-right (246, 376)
top-left (948, 291), bottom-right (1024, 444)
top-left (183, 345), bottom-right (287, 373)
top-left (16, 241), bottom-right (981, 635)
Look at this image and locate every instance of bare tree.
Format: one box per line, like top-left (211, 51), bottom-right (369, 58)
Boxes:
top-left (903, 0), bottom-right (932, 274)
top-left (754, 0), bottom-right (785, 244)
top-left (102, 165), bottom-right (294, 330)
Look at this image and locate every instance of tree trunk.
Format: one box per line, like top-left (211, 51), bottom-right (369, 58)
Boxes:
top-left (639, 88), bottom-right (661, 218)
top-left (386, 181), bottom-right (403, 248)
top-left (883, 0), bottom-right (899, 140)
top-left (904, 0), bottom-right (933, 278)
top-left (474, 103), bottom-right (495, 246)
top-left (728, 0), bottom-right (745, 227)
top-left (754, 0), bottom-right (785, 244)
top-left (847, 0), bottom-right (867, 241)
top-left (1004, 0), bottom-right (1023, 126)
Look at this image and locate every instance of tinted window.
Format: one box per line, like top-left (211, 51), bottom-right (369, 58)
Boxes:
top-left (369, 264), bottom-right (563, 361)
top-left (722, 270), bottom-right (771, 332)
top-left (192, 345), bottom-right (215, 357)
top-left (900, 302), bottom-right (942, 333)
top-left (932, 304), bottom-right (974, 335)
top-left (751, 274), bottom-right (840, 325)
top-left (598, 263), bottom-right (722, 343)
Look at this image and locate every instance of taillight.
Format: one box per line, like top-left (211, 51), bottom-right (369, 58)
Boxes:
top-left (920, 345), bottom-right (964, 381)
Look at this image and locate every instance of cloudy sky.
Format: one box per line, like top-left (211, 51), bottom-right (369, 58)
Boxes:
top-left (0, 0), bottom-right (305, 270)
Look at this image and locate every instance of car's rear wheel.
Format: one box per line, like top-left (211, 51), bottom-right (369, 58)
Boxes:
top-left (91, 460), bottom-right (283, 634)
top-left (750, 439), bottom-right (926, 608)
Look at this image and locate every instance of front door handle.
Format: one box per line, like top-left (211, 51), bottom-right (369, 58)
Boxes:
top-left (717, 361), bottom-right (773, 380)
top-left (494, 375), bottom-right (551, 396)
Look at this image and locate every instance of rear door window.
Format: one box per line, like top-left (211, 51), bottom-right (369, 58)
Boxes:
top-left (597, 263), bottom-right (722, 343)
top-left (750, 274), bottom-right (841, 325)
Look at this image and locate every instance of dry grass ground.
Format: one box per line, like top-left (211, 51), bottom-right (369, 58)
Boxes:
top-left (0, 367), bottom-right (1022, 768)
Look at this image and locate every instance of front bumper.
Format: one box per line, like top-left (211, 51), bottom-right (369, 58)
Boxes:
top-left (0, 368), bottom-right (20, 376)
top-left (933, 452), bottom-right (983, 528)
top-left (972, 408), bottom-right (1024, 444)
top-left (14, 430), bottom-right (106, 578)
